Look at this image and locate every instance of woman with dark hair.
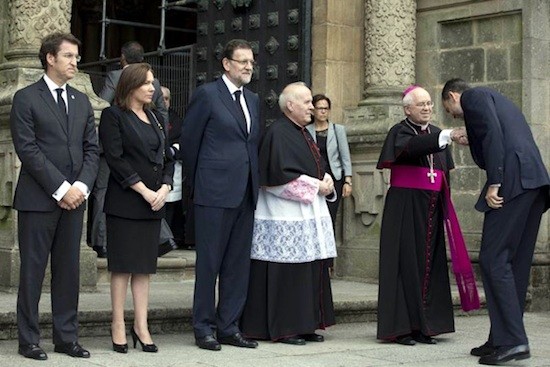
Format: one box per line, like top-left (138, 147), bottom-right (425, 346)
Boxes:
top-left (99, 63), bottom-right (174, 354)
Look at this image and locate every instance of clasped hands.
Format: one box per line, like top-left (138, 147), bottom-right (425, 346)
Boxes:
top-left (450, 127), bottom-right (469, 145)
top-left (142, 184), bottom-right (170, 211)
top-left (319, 173), bottom-right (334, 197)
top-left (58, 186), bottom-right (86, 210)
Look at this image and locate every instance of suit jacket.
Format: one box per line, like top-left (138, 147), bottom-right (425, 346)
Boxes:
top-left (181, 77), bottom-right (260, 208)
top-left (306, 122), bottom-right (352, 181)
top-left (99, 106), bottom-right (175, 219)
top-left (461, 87), bottom-right (550, 212)
top-left (10, 77), bottom-right (99, 212)
top-left (99, 69), bottom-right (169, 125)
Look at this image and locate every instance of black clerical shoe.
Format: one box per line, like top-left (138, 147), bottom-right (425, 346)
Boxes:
top-left (478, 344), bottom-right (530, 365)
top-left (218, 333), bottom-right (258, 348)
top-left (54, 341), bottom-right (90, 358)
top-left (92, 246), bottom-right (107, 258)
top-left (412, 332), bottom-right (437, 344)
top-left (195, 335), bottom-right (221, 351)
top-left (300, 333), bottom-right (324, 342)
top-left (279, 336), bottom-right (306, 345)
top-left (471, 341), bottom-right (496, 357)
top-left (395, 335), bottom-right (416, 346)
top-left (18, 344), bottom-right (48, 360)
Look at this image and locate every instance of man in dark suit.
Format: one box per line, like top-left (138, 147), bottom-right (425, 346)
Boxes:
top-left (88, 41), bottom-right (168, 258)
top-left (442, 78), bottom-right (549, 365)
top-left (10, 33), bottom-right (99, 360)
top-left (181, 39), bottom-right (260, 351)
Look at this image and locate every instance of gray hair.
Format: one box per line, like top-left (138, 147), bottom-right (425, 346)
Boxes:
top-left (402, 92), bottom-right (414, 107)
top-left (278, 81), bottom-right (307, 112)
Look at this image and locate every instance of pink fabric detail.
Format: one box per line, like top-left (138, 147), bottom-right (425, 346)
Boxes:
top-left (279, 177), bottom-right (318, 204)
top-left (390, 165), bottom-right (481, 312)
top-left (402, 85), bottom-right (420, 98)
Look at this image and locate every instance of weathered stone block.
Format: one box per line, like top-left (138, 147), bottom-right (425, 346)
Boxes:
top-left (489, 81), bottom-right (522, 108)
top-left (502, 13), bottom-right (522, 43)
top-left (476, 17), bottom-right (503, 44)
top-left (439, 48), bottom-right (485, 83)
top-left (487, 48), bottom-right (509, 81)
top-left (440, 21), bottom-right (473, 49)
top-left (509, 43), bottom-right (523, 80)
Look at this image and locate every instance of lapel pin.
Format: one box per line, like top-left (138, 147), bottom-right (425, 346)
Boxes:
top-left (71, 95), bottom-right (75, 99)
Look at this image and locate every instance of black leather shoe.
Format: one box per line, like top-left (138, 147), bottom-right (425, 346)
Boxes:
top-left (478, 344), bottom-right (530, 365)
top-left (54, 341), bottom-right (90, 358)
top-left (300, 333), bottom-right (324, 342)
top-left (412, 332), bottom-right (437, 344)
top-left (195, 335), bottom-right (221, 351)
top-left (279, 336), bottom-right (306, 345)
top-left (218, 333), bottom-right (258, 348)
top-left (395, 335), bottom-right (416, 346)
top-left (93, 246), bottom-right (107, 258)
top-left (158, 239), bottom-right (178, 257)
top-left (18, 344), bottom-right (48, 360)
top-left (471, 341), bottom-right (496, 357)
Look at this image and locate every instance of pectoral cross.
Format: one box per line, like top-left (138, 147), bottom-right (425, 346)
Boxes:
top-left (427, 168), bottom-right (437, 184)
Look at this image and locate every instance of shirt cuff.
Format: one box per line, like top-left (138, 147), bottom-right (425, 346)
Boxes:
top-left (52, 181), bottom-right (71, 202)
top-left (439, 129), bottom-right (453, 148)
top-left (73, 181), bottom-right (91, 200)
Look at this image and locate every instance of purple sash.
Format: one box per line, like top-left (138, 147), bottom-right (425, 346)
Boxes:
top-left (390, 165), bottom-right (480, 312)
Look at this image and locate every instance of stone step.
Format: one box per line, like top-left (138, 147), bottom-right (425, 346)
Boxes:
top-left (96, 249), bottom-right (196, 284)
top-left (0, 280), bottom-right (486, 340)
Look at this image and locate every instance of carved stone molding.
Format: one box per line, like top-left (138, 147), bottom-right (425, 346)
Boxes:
top-left (364, 0), bottom-right (416, 100)
top-left (5, 0), bottom-right (72, 64)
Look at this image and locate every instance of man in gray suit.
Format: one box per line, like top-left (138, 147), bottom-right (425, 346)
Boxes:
top-left (10, 32), bottom-right (99, 360)
top-left (87, 41), bottom-right (168, 258)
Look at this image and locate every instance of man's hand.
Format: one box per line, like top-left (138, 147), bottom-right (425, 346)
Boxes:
top-left (60, 186), bottom-right (86, 210)
top-left (485, 185), bottom-right (504, 209)
top-left (451, 127), bottom-right (469, 145)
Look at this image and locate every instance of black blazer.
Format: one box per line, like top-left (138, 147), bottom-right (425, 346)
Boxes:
top-left (461, 87), bottom-right (550, 212)
top-left (10, 77), bottom-right (99, 212)
top-left (181, 77), bottom-right (260, 208)
top-left (99, 106), bottom-right (174, 219)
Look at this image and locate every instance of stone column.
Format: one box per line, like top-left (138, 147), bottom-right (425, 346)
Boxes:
top-left (0, 0), bottom-right (105, 291)
top-left (337, 0), bottom-right (416, 280)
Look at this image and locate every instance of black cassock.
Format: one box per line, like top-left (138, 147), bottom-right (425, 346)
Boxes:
top-left (376, 119), bottom-right (455, 340)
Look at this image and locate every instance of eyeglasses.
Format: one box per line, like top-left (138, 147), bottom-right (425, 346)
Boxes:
top-left (60, 53), bottom-right (81, 62)
top-left (413, 101), bottom-right (434, 108)
top-left (314, 107), bottom-right (330, 111)
top-left (228, 58), bottom-right (257, 67)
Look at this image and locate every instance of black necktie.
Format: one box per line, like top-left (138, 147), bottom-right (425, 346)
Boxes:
top-left (233, 90), bottom-right (248, 132)
top-left (55, 88), bottom-right (67, 121)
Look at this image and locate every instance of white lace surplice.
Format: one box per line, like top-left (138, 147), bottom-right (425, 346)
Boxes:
top-left (251, 175), bottom-right (337, 263)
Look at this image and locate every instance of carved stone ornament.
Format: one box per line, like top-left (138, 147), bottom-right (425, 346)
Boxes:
top-left (231, 0), bottom-right (253, 8)
top-left (287, 9), bottom-right (299, 25)
top-left (265, 36), bottom-right (279, 55)
top-left (266, 65), bottom-right (278, 80)
top-left (231, 17), bottom-right (243, 32)
top-left (267, 12), bottom-right (279, 27)
top-left (213, 70), bottom-right (223, 80)
top-left (196, 47), bottom-right (207, 61)
top-left (197, 22), bottom-right (208, 36)
top-left (364, 0), bottom-right (416, 91)
top-left (249, 14), bottom-right (260, 30)
top-left (252, 65), bottom-right (259, 81)
top-left (213, 0), bottom-right (226, 11)
top-left (249, 41), bottom-right (259, 55)
top-left (7, 0), bottom-right (72, 60)
top-left (196, 72), bottom-right (207, 85)
top-left (197, 0), bottom-right (208, 12)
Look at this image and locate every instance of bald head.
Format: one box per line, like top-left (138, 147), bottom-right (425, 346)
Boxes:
top-left (279, 82), bottom-right (314, 126)
top-left (403, 87), bottom-right (433, 126)
top-left (161, 86), bottom-right (170, 109)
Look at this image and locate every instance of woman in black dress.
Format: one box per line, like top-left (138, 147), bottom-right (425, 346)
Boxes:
top-left (99, 63), bottom-right (174, 353)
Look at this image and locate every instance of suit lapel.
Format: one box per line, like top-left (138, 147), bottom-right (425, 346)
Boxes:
top-left (327, 122), bottom-right (336, 148)
top-left (217, 79), bottom-right (248, 137)
top-left (38, 78), bottom-right (68, 136)
top-left (66, 86), bottom-right (77, 137)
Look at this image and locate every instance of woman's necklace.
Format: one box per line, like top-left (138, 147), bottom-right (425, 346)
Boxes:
top-left (404, 119), bottom-right (437, 184)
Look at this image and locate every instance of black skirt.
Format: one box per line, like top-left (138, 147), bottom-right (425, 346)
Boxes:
top-left (106, 215), bottom-right (160, 274)
top-left (240, 259), bottom-right (335, 341)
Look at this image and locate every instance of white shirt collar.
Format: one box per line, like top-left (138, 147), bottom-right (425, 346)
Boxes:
top-left (222, 74), bottom-right (242, 97)
top-left (43, 74), bottom-right (67, 92)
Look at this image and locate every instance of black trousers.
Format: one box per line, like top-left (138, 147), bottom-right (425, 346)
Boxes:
top-left (479, 187), bottom-right (547, 346)
top-left (17, 207), bottom-right (84, 345)
top-left (192, 187), bottom-right (255, 338)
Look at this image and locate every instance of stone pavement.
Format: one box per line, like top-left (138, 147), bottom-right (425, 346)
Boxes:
top-left (0, 312), bottom-right (549, 367)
